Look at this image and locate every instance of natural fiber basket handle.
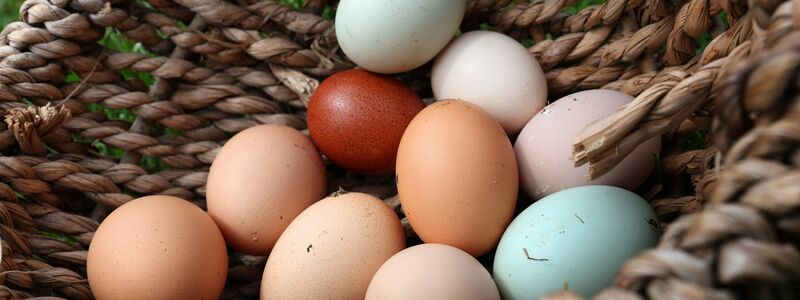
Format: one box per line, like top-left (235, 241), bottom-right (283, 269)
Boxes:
top-left (547, 1), bottom-right (800, 299)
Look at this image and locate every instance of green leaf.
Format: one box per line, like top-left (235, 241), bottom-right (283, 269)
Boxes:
top-left (40, 230), bottom-right (80, 246)
top-left (103, 108), bottom-right (137, 123)
top-left (679, 129), bottom-right (708, 151)
top-left (15, 192), bottom-right (32, 203)
top-left (92, 141), bottom-right (125, 159)
top-left (137, 0), bottom-right (156, 10)
top-left (695, 32), bottom-right (711, 55)
top-left (86, 103), bottom-right (103, 112)
top-left (719, 12), bottom-right (730, 28)
top-left (322, 4), bottom-right (334, 20)
top-left (0, 0), bottom-right (23, 27)
top-left (521, 38), bottom-right (534, 48)
top-left (100, 28), bottom-right (135, 52)
top-left (140, 156), bottom-right (170, 173)
top-left (45, 144), bottom-right (60, 155)
top-left (65, 71), bottom-right (82, 83)
top-left (278, 0), bottom-right (306, 10)
top-left (164, 127), bottom-right (183, 137)
top-left (562, 0), bottom-right (604, 14)
top-left (152, 123), bottom-right (183, 137)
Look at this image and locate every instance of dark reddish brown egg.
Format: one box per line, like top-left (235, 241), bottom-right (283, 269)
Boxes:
top-left (308, 69), bottom-right (424, 175)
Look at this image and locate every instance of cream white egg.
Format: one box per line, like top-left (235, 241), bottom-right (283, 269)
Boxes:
top-left (432, 31), bottom-right (548, 134)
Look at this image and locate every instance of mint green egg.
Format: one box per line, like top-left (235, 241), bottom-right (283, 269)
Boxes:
top-left (492, 185), bottom-right (659, 299)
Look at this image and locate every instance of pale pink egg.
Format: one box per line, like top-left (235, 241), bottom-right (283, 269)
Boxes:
top-left (515, 89), bottom-right (661, 199)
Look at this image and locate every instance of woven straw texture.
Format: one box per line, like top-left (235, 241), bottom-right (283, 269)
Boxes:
top-left (0, 0), bottom-right (798, 299)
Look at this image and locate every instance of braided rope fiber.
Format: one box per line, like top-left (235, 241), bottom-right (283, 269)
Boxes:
top-left (0, 0), bottom-right (796, 298)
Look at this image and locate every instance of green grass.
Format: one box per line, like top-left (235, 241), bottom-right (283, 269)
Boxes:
top-left (99, 28), bottom-right (157, 87)
top-left (87, 103), bottom-right (137, 123)
top-left (1, 3), bottom-right (170, 172)
top-left (563, 0), bottom-right (603, 14)
top-left (0, 0), bottom-right (22, 27)
top-left (40, 230), bottom-right (80, 246)
top-left (141, 155), bottom-right (170, 173)
top-left (679, 129), bottom-right (708, 151)
top-left (695, 32), bottom-right (712, 55)
top-left (279, 0), bottom-right (306, 10)
top-left (322, 5), bottom-right (334, 19)
top-left (521, 38), bottom-right (535, 48)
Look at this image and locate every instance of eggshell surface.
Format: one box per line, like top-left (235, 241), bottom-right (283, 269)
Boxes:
top-left (308, 69), bottom-right (425, 175)
top-left (515, 89), bottom-right (661, 199)
top-left (207, 124), bottom-right (326, 255)
top-left (432, 31), bottom-right (547, 134)
top-left (335, 0), bottom-right (465, 73)
top-left (493, 186), bottom-right (659, 299)
top-left (366, 244), bottom-right (501, 300)
top-left (397, 100), bottom-right (518, 257)
top-left (261, 192), bottom-right (405, 299)
top-left (87, 195), bottom-right (228, 300)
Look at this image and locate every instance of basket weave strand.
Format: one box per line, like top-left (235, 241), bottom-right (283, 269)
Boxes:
top-left (0, 0), bottom-right (797, 299)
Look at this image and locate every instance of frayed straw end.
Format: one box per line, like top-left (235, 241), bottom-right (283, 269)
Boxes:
top-left (587, 146), bottom-right (621, 180)
top-left (3, 104), bottom-right (71, 156)
top-left (572, 142), bottom-right (589, 167)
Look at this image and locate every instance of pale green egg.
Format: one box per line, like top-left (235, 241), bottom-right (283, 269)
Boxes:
top-left (335, 0), bottom-right (465, 74)
top-left (493, 185), bottom-right (659, 299)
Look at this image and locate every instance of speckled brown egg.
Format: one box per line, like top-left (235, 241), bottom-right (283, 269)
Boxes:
top-left (307, 69), bottom-right (425, 175)
top-left (396, 100), bottom-right (519, 257)
top-left (207, 124), bottom-right (327, 255)
top-left (261, 192), bottom-right (406, 299)
top-left (87, 195), bottom-right (228, 300)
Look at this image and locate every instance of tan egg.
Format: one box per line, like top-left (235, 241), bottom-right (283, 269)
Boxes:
top-left (207, 124), bottom-right (327, 255)
top-left (261, 192), bottom-right (405, 299)
top-left (87, 195), bottom-right (227, 300)
top-left (396, 100), bottom-right (519, 257)
top-left (366, 244), bottom-right (501, 300)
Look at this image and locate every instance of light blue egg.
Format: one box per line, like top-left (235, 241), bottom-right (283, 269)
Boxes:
top-left (492, 185), bottom-right (659, 299)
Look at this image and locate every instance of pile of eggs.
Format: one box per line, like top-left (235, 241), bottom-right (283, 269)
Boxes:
top-left (86, 1), bottom-right (664, 299)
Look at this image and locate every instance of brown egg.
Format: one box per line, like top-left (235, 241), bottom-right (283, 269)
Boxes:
top-left (307, 69), bottom-right (425, 175)
top-left (396, 100), bottom-right (519, 257)
top-left (87, 195), bottom-right (227, 300)
top-left (207, 125), bottom-right (326, 255)
top-left (261, 192), bottom-right (406, 299)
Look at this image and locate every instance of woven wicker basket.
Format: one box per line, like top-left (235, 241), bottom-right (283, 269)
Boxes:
top-left (0, 0), bottom-right (798, 299)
